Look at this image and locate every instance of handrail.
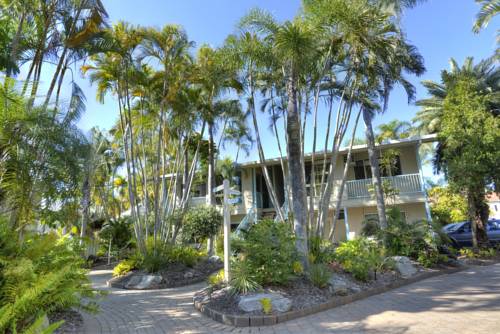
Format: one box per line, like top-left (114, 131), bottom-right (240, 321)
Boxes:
top-left (346, 173), bottom-right (422, 199)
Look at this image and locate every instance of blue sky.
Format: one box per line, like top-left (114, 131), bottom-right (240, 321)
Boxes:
top-left (30, 0), bottom-right (498, 169)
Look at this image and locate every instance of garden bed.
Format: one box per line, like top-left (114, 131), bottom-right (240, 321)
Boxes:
top-left (108, 257), bottom-right (223, 289)
top-left (193, 263), bottom-right (464, 327)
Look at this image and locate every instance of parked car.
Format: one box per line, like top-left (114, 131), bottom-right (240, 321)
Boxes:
top-left (443, 219), bottom-right (500, 247)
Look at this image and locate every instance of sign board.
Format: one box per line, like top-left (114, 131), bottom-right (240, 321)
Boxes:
top-left (228, 198), bottom-right (241, 205)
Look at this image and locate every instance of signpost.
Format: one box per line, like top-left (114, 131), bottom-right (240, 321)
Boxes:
top-left (213, 179), bottom-right (241, 283)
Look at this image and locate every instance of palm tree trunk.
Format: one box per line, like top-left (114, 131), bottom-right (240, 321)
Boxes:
top-left (248, 80), bottom-right (284, 221)
top-left (329, 110), bottom-right (361, 241)
top-left (468, 189), bottom-right (489, 250)
top-left (286, 77), bottom-right (308, 269)
top-left (54, 59), bottom-right (68, 111)
top-left (363, 108), bottom-right (388, 229)
top-left (207, 123), bottom-right (216, 255)
top-left (7, 12), bottom-right (25, 77)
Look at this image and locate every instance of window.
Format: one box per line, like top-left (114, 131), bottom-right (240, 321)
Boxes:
top-left (354, 160), bottom-right (372, 180)
top-left (305, 161), bottom-right (330, 195)
top-left (364, 213), bottom-right (378, 222)
top-left (335, 209), bottom-right (345, 220)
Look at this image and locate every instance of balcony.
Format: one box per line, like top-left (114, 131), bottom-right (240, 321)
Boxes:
top-left (346, 173), bottom-right (423, 199)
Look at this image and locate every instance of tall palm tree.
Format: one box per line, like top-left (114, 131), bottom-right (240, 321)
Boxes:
top-left (222, 31), bottom-right (285, 221)
top-left (240, 9), bottom-right (317, 267)
top-left (138, 24), bottom-right (193, 248)
top-left (414, 57), bottom-right (500, 134)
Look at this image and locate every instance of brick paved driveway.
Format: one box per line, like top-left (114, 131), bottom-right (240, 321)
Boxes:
top-left (82, 263), bottom-right (500, 334)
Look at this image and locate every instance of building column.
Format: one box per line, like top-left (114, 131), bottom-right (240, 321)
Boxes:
top-left (252, 167), bottom-right (256, 207)
top-left (344, 207), bottom-right (351, 240)
top-left (416, 141), bottom-right (432, 221)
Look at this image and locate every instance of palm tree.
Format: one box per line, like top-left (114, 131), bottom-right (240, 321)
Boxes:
top-left (361, 37), bottom-right (425, 228)
top-left (240, 9), bottom-right (317, 267)
top-left (83, 22), bottom-right (147, 252)
top-left (414, 57), bottom-right (500, 134)
top-left (222, 31), bottom-right (285, 221)
top-left (376, 120), bottom-right (412, 143)
top-left (43, 0), bottom-right (109, 109)
top-left (473, 0), bottom-right (500, 33)
top-left (138, 24), bottom-right (193, 249)
top-left (192, 45), bottom-right (245, 254)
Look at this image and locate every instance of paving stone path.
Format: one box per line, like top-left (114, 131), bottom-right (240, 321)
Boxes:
top-left (82, 263), bottom-right (500, 333)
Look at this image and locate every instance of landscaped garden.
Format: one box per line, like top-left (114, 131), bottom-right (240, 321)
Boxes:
top-left (0, 0), bottom-right (498, 333)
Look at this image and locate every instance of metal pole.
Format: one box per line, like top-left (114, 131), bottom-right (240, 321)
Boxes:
top-left (223, 179), bottom-right (231, 282)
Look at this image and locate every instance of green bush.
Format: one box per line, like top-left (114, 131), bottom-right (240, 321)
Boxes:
top-left (112, 259), bottom-right (138, 277)
top-left (362, 207), bottom-right (447, 265)
top-left (208, 269), bottom-right (225, 286)
top-left (182, 206), bottom-right (222, 243)
top-left (135, 238), bottom-right (204, 273)
top-left (0, 222), bottom-right (98, 333)
top-left (260, 297), bottom-right (272, 314)
top-left (334, 237), bottom-right (386, 281)
top-left (229, 259), bottom-right (261, 295)
top-left (98, 218), bottom-right (133, 255)
top-left (235, 219), bottom-right (297, 285)
top-left (308, 263), bottom-right (332, 288)
top-left (308, 236), bottom-right (336, 264)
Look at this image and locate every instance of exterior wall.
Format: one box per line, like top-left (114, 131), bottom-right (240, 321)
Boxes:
top-left (240, 167), bottom-right (254, 213)
top-left (189, 140), bottom-right (431, 236)
top-left (344, 203), bottom-right (428, 240)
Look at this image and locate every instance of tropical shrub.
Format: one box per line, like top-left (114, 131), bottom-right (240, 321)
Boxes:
top-left (459, 247), bottom-right (497, 259)
top-left (208, 269), bottom-right (225, 286)
top-left (0, 222), bottom-right (98, 333)
top-left (428, 186), bottom-right (467, 226)
top-left (229, 259), bottom-right (261, 294)
top-left (308, 236), bottom-right (336, 264)
top-left (260, 298), bottom-right (272, 314)
top-left (234, 219), bottom-right (297, 285)
top-left (133, 238), bottom-right (204, 273)
top-left (98, 218), bottom-right (133, 256)
top-left (112, 259), bottom-right (138, 277)
top-left (417, 249), bottom-right (447, 268)
top-left (182, 206), bottom-right (222, 243)
top-left (292, 261), bottom-right (304, 275)
top-left (308, 263), bottom-right (332, 288)
top-left (334, 237), bottom-right (386, 281)
top-left (362, 207), bottom-right (447, 264)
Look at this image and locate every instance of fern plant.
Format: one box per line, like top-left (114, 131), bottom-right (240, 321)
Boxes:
top-left (0, 221), bottom-right (99, 333)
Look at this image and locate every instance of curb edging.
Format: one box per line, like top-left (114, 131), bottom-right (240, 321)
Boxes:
top-left (193, 266), bottom-right (465, 327)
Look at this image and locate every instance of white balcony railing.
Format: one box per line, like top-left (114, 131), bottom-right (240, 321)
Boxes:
top-left (346, 173), bottom-right (422, 199)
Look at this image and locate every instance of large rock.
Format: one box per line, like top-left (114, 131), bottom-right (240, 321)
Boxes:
top-left (392, 256), bottom-right (418, 278)
top-left (238, 293), bottom-right (292, 313)
top-left (328, 275), bottom-right (361, 295)
top-left (124, 274), bottom-right (164, 289)
top-left (208, 255), bottom-right (221, 263)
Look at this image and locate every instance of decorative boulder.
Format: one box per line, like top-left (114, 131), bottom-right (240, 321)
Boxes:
top-left (238, 293), bottom-right (292, 313)
top-left (184, 270), bottom-right (195, 279)
top-left (124, 274), bottom-right (164, 289)
top-left (208, 255), bottom-right (221, 263)
top-left (391, 256), bottom-right (418, 278)
top-left (328, 276), bottom-right (361, 295)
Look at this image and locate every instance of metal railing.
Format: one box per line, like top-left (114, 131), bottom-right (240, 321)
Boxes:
top-left (346, 173), bottom-right (422, 199)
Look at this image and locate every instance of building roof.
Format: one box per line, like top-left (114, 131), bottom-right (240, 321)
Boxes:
top-left (237, 133), bottom-right (438, 168)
